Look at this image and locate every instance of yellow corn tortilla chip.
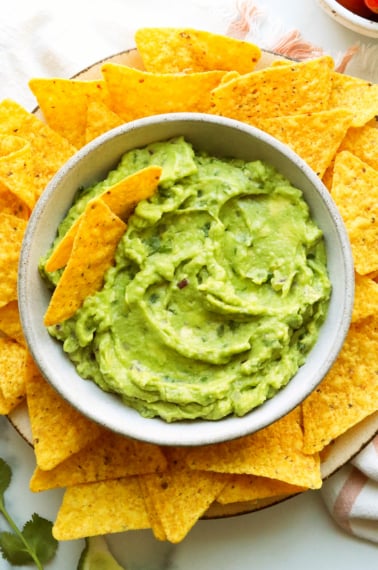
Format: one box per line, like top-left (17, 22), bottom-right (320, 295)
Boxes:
top-left (0, 100), bottom-right (76, 199)
top-left (25, 353), bottom-right (103, 470)
top-left (210, 56), bottom-right (334, 124)
top-left (0, 186), bottom-right (30, 220)
top-left (0, 213), bottom-right (27, 308)
top-left (258, 108), bottom-right (353, 178)
top-left (185, 408), bottom-right (322, 489)
top-left (0, 301), bottom-right (26, 346)
top-left (30, 430), bottom-right (166, 491)
top-left (53, 476), bottom-right (150, 540)
top-left (28, 78), bottom-right (110, 148)
top-left (135, 27), bottom-right (261, 73)
top-left (302, 315), bottom-right (378, 454)
top-left (0, 337), bottom-right (26, 414)
top-left (338, 125), bottom-right (378, 171)
top-left (138, 475), bottom-right (167, 541)
top-left (140, 447), bottom-right (230, 543)
top-left (101, 64), bottom-right (228, 122)
top-left (331, 151), bottom-right (378, 275)
top-left (85, 101), bottom-right (124, 144)
top-left (45, 165), bottom-right (161, 272)
top-left (44, 199), bottom-right (126, 325)
top-left (217, 474), bottom-right (306, 504)
top-left (0, 135), bottom-right (36, 210)
top-left (352, 273), bottom-right (378, 323)
top-left (328, 72), bottom-right (378, 127)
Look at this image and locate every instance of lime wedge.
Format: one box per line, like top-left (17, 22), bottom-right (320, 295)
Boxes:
top-left (77, 536), bottom-right (125, 570)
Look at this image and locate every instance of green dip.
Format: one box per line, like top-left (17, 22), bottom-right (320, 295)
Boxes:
top-left (42, 137), bottom-right (331, 422)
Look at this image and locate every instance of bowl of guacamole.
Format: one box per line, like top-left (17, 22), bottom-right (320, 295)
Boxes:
top-left (18, 113), bottom-right (354, 446)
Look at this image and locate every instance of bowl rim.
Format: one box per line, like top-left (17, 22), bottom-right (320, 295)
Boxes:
top-left (318, 0), bottom-right (378, 36)
top-left (18, 112), bottom-right (355, 446)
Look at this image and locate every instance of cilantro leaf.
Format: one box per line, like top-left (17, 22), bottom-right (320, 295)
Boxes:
top-left (0, 458), bottom-right (11, 499)
top-left (22, 514), bottom-right (58, 564)
top-left (0, 458), bottom-right (58, 568)
top-left (0, 531), bottom-right (34, 565)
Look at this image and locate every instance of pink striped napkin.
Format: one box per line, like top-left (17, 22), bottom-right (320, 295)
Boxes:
top-left (321, 436), bottom-right (378, 542)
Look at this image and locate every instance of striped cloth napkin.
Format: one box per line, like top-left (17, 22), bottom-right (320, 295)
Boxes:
top-left (321, 436), bottom-right (378, 542)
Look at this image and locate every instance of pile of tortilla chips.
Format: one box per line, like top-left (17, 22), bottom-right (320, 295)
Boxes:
top-left (0, 27), bottom-right (378, 545)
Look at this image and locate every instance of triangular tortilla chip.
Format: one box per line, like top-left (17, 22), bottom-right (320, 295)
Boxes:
top-left (185, 408), bottom-right (322, 489)
top-left (302, 315), bottom-right (378, 454)
top-left (25, 353), bottom-right (103, 470)
top-left (0, 300), bottom-right (26, 346)
top-left (44, 199), bottom-right (126, 325)
top-left (0, 135), bottom-right (36, 210)
top-left (0, 337), bottom-right (26, 414)
top-left (258, 108), bottom-right (353, 178)
top-left (352, 273), bottom-right (378, 323)
top-left (28, 78), bottom-right (110, 148)
top-left (210, 56), bottom-right (334, 124)
top-left (85, 101), bottom-right (124, 144)
top-left (140, 448), bottom-right (230, 543)
top-left (135, 27), bottom-right (261, 73)
top-left (30, 430), bottom-right (167, 491)
top-left (101, 63), bottom-right (228, 121)
top-left (53, 476), bottom-right (150, 540)
top-left (0, 213), bottom-right (27, 308)
top-left (217, 474), bottom-right (306, 504)
top-left (331, 151), bottom-right (378, 275)
top-left (328, 72), bottom-right (378, 127)
top-left (0, 100), bottom-right (76, 198)
top-left (45, 165), bottom-right (161, 272)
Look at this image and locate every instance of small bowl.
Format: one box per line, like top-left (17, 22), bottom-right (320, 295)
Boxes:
top-left (18, 113), bottom-right (354, 447)
top-left (318, 0), bottom-right (378, 38)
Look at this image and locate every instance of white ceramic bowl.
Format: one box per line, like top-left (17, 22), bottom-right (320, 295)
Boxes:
top-left (318, 0), bottom-right (378, 38)
top-left (18, 113), bottom-right (354, 446)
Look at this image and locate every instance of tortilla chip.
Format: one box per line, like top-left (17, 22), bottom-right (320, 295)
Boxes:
top-left (0, 100), bottom-right (76, 198)
top-left (138, 475), bottom-right (167, 541)
top-left (140, 447), bottom-right (230, 543)
top-left (101, 64), bottom-right (227, 122)
top-left (328, 72), bottom-right (378, 127)
top-left (258, 108), bottom-right (353, 178)
top-left (28, 78), bottom-right (110, 148)
top-left (30, 430), bottom-right (167, 491)
top-left (53, 476), bottom-right (150, 540)
top-left (0, 301), bottom-right (26, 346)
top-left (210, 56), bottom-right (334, 124)
top-left (0, 213), bottom-right (27, 308)
top-left (352, 273), bottom-right (378, 323)
top-left (338, 125), bottom-right (378, 171)
top-left (44, 199), bottom-right (126, 325)
top-left (302, 315), bottom-right (378, 454)
top-left (0, 135), bottom-right (36, 210)
top-left (185, 408), bottom-right (322, 489)
top-left (0, 186), bottom-right (30, 220)
top-left (331, 151), bottom-right (378, 275)
top-left (135, 27), bottom-right (261, 73)
top-left (25, 353), bottom-right (103, 470)
top-left (45, 165), bottom-right (161, 272)
top-left (217, 474), bottom-right (306, 504)
top-left (0, 337), bottom-right (26, 414)
top-left (85, 101), bottom-right (124, 144)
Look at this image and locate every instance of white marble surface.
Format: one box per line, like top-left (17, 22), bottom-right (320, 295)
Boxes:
top-left (1, 0), bottom-right (378, 568)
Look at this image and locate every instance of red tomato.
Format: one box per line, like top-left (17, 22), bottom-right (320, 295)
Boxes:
top-left (364, 0), bottom-right (378, 13)
top-left (337, 0), bottom-right (378, 18)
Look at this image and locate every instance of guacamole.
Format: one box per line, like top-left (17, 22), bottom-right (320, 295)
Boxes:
top-left (43, 137), bottom-right (331, 422)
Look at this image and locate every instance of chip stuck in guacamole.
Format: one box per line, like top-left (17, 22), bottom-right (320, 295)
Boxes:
top-left (41, 136), bottom-right (331, 422)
